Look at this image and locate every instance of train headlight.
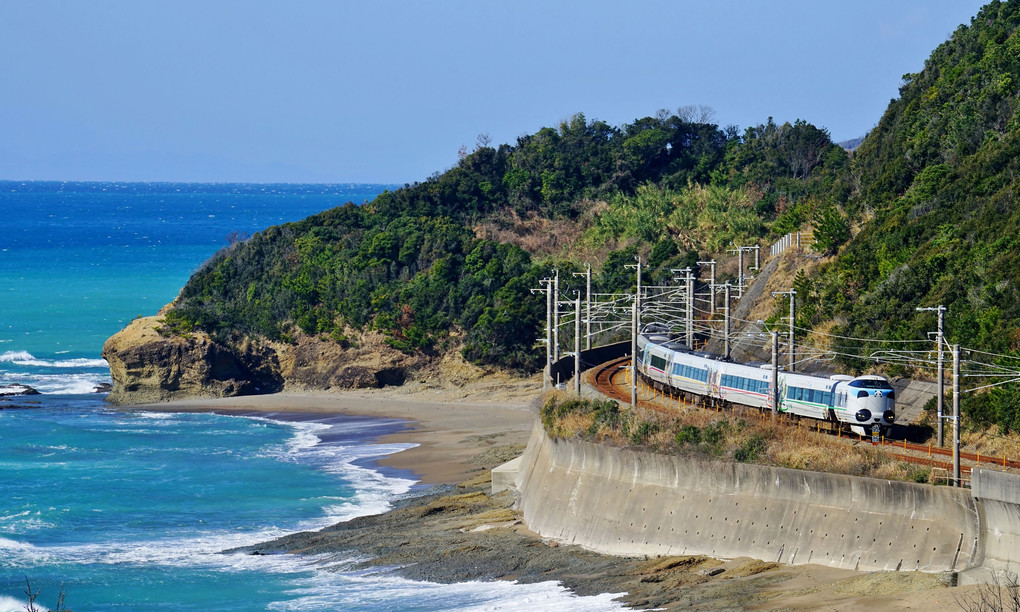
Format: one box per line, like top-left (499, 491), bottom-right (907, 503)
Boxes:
top-left (855, 409), bottom-right (872, 422)
top-left (883, 410), bottom-right (896, 423)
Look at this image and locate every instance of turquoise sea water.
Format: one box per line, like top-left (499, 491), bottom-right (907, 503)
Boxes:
top-left (0, 182), bottom-right (624, 611)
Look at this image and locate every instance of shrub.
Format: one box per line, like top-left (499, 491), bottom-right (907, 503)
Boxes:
top-left (675, 425), bottom-right (702, 446)
top-left (734, 434), bottom-right (768, 462)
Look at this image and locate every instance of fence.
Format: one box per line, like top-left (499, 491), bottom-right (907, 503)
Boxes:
top-left (770, 231), bottom-right (814, 257)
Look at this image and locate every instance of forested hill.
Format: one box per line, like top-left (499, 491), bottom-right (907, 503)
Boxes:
top-left (140, 1), bottom-right (1020, 430)
top-left (799, 0), bottom-right (1020, 429)
top-left (164, 109), bottom-right (849, 372)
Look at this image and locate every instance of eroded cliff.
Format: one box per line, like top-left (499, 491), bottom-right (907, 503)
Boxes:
top-left (102, 313), bottom-right (431, 405)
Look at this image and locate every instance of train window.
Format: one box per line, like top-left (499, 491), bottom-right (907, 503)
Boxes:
top-left (848, 379), bottom-right (893, 390)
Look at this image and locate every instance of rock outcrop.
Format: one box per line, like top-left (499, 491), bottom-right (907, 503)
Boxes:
top-left (102, 312), bottom-right (432, 405)
top-left (102, 316), bottom-right (265, 405)
top-left (0, 384), bottom-right (41, 396)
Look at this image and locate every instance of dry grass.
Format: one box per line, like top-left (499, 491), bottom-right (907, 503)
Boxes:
top-left (472, 208), bottom-right (585, 257)
top-left (544, 391), bottom-right (933, 483)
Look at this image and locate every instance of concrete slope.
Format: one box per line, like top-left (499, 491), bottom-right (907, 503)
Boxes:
top-left (516, 425), bottom-right (980, 573)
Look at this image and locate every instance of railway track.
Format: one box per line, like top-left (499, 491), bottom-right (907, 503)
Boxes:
top-left (586, 357), bottom-right (1018, 481)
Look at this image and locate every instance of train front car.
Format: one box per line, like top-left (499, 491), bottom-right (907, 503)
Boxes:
top-left (843, 375), bottom-right (896, 437)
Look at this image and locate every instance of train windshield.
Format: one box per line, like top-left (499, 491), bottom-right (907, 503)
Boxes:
top-left (848, 379), bottom-right (893, 390)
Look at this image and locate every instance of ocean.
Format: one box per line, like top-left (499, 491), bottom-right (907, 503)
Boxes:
top-left (0, 182), bottom-right (624, 611)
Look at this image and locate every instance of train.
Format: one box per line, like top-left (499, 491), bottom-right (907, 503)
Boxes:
top-left (635, 325), bottom-right (896, 437)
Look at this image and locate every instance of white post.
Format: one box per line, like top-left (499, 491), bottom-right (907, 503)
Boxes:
top-left (553, 270), bottom-right (560, 362)
top-left (574, 295), bottom-right (581, 395)
top-left (953, 344), bottom-right (961, 487)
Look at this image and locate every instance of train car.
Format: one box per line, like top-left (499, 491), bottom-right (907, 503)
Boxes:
top-left (643, 341), bottom-right (674, 386)
top-left (834, 375), bottom-right (896, 436)
top-left (714, 360), bottom-right (772, 410)
top-left (667, 349), bottom-right (713, 397)
top-left (779, 371), bottom-right (837, 420)
top-left (633, 331), bottom-right (897, 437)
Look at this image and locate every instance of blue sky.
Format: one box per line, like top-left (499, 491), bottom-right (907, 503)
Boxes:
top-left (0, 1), bottom-right (990, 184)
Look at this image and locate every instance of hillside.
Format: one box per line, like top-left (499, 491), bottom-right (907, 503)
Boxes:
top-left (106, 2), bottom-right (1020, 422)
top-left (103, 111), bottom-right (849, 402)
top-left (796, 0), bottom-right (1020, 431)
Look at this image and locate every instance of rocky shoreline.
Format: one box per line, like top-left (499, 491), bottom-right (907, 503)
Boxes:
top-left (141, 390), bottom-right (976, 610)
top-left (236, 444), bottom-right (956, 611)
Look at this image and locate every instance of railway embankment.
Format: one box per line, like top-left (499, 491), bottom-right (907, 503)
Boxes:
top-left (501, 421), bottom-right (1020, 584)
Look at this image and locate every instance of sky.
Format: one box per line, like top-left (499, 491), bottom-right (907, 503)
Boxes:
top-left (0, 1), bottom-right (992, 185)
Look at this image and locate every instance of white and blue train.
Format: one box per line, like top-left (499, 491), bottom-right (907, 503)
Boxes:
top-left (635, 327), bottom-right (896, 437)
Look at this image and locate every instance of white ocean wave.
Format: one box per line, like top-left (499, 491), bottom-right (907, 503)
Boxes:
top-left (266, 572), bottom-right (628, 612)
top-left (0, 595), bottom-right (47, 612)
top-left (0, 351), bottom-right (108, 369)
top-left (0, 371), bottom-right (110, 395)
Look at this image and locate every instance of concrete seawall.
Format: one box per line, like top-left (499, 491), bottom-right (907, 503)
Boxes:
top-left (514, 424), bottom-right (982, 573)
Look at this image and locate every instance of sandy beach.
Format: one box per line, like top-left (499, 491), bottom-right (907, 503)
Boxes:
top-left (132, 382), bottom-right (541, 485)
top-left (128, 384), bottom-right (990, 610)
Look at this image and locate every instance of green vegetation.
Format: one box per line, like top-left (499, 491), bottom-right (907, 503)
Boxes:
top-left (792, 1), bottom-right (1020, 432)
top-left (167, 107), bottom-right (847, 370)
top-left (162, 2), bottom-right (1020, 435)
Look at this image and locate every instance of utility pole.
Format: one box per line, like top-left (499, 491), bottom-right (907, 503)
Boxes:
top-left (585, 264), bottom-right (591, 350)
top-left (771, 330), bottom-right (779, 414)
top-left (728, 246), bottom-right (757, 298)
top-left (772, 289), bottom-right (797, 372)
top-left (751, 245), bottom-right (760, 271)
top-left (723, 283), bottom-right (731, 359)
top-left (625, 257), bottom-right (643, 336)
top-left (952, 344), bottom-right (961, 487)
top-left (673, 267), bottom-right (694, 347)
top-left (917, 305), bottom-right (947, 446)
top-left (573, 265), bottom-right (592, 350)
top-left (737, 248), bottom-right (744, 297)
top-left (574, 294), bottom-right (581, 395)
top-left (532, 279), bottom-right (553, 390)
top-left (686, 271), bottom-right (695, 348)
top-left (697, 259), bottom-right (716, 315)
top-left (631, 298), bottom-right (638, 409)
top-left (553, 270), bottom-right (560, 362)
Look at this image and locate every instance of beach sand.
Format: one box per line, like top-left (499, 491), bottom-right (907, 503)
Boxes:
top-left (134, 384), bottom-right (538, 485)
top-left (132, 384), bottom-right (988, 610)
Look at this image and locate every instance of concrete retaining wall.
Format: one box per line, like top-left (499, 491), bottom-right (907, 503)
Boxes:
top-left (515, 425), bottom-right (981, 573)
top-left (968, 469), bottom-right (1020, 579)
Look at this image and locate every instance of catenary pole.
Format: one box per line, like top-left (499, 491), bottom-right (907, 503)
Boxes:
top-left (631, 299), bottom-right (638, 409)
top-left (697, 259), bottom-right (716, 315)
top-left (686, 271), bottom-right (694, 348)
top-left (573, 265), bottom-right (592, 350)
top-left (585, 264), bottom-right (591, 350)
top-left (574, 294), bottom-right (581, 395)
top-left (917, 305), bottom-right (947, 446)
top-left (553, 270), bottom-right (560, 362)
top-left (953, 344), bottom-right (961, 487)
top-left (771, 331), bottom-right (779, 414)
top-left (789, 290), bottom-right (796, 372)
top-left (723, 283), bottom-right (731, 359)
top-left (937, 306), bottom-right (946, 447)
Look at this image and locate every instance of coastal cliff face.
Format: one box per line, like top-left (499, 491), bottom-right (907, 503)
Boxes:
top-left (102, 314), bottom-right (430, 405)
